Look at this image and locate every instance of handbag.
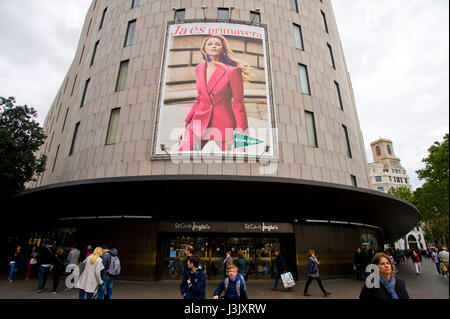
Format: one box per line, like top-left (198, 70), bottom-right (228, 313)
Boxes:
top-left (280, 272), bottom-right (295, 288)
top-left (308, 263), bottom-right (318, 274)
top-left (30, 258), bottom-right (37, 265)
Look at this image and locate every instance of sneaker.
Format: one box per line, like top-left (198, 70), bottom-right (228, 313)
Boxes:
top-left (287, 287), bottom-right (292, 292)
top-left (304, 292), bottom-right (311, 296)
top-left (324, 291), bottom-right (331, 296)
top-left (8, 280), bottom-right (13, 283)
top-left (36, 290), bottom-right (43, 293)
top-left (270, 288), bottom-right (277, 291)
top-left (52, 291), bottom-right (57, 294)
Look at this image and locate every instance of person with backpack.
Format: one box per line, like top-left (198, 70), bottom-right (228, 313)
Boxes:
top-left (213, 265), bottom-right (248, 300)
top-left (98, 245), bottom-right (120, 299)
top-left (180, 255), bottom-right (206, 299)
top-left (303, 249), bottom-right (331, 297)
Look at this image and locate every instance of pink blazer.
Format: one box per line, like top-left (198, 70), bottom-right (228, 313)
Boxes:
top-left (179, 62), bottom-right (248, 151)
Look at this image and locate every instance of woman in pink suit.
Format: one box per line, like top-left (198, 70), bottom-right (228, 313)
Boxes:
top-left (179, 35), bottom-right (250, 152)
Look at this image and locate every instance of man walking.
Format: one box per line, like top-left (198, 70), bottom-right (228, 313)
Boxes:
top-left (36, 241), bottom-right (55, 293)
top-left (98, 245), bottom-right (120, 299)
top-left (180, 255), bottom-right (206, 299)
top-left (222, 251), bottom-right (233, 278)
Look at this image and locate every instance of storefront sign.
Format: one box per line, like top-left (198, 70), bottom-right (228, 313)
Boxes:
top-left (159, 221), bottom-right (293, 233)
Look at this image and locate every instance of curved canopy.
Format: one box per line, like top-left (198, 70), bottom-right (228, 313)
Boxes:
top-left (10, 175), bottom-right (419, 243)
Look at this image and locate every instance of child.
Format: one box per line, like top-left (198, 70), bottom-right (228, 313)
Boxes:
top-left (213, 265), bottom-right (248, 300)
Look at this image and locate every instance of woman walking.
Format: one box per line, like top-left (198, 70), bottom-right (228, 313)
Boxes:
top-left (303, 250), bottom-right (331, 297)
top-left (77, 247), bottom-right (104, 299)
top-left (25, 246), bottom-right (38, 280)
top-left (360, 253), bottom-right (410, 299)
top-left (412, 250), bottom-right (422, 276)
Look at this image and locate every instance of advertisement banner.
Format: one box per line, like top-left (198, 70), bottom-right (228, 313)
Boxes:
top-left (153, 22), bottom-right (277, 161)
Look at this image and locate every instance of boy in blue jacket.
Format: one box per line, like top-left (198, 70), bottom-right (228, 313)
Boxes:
top-left (213, 265), bottom-right (248, 300)
top-left (180, 255), bottom-right (206, 299)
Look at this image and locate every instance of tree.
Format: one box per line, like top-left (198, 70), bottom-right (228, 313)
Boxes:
top-left (0, 97), bottom-right (47, 199)
top-left (414, 134), bottom-right (449, 247)
top-left (387, 186), bottom-right (414, 204)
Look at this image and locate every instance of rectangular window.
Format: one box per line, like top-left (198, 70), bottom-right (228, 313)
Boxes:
top-left (342, 125), bottom-right (352, 158)
top-left (293, 24), bottom-right (304, 50)
top-left (327, 43), bottom-right (336, 69)
top-left (105, 108), bottom-right (121, 145)
top-left (218, 8), bottom-right (229, 20)
top-left (86, 18), bottom-right (92, 37)
top-left (351, 175), bottom-right (357, 187)
top-left (290, 0), bottom-right (299, 13)
top-left (56, 103), bottom-right (62, 122)
top-left (70, 75), bottom-right (77, 97)
top-left (377, 187), bottom-right (384, 192)
top-left (90, 40), bottom-right (99, 66)
top-left (80, 78), bottom-right (90, 107)
top-left (62, 108), bottom-right (69, 133)
top-left (375, 176), bottom-right (382, 182)
top-left (305, 111), bottom-right (318, 148)
top-left (321, 10), bottom-right (329, 33)
top-left (131, 0), bottom-right (140, 8)
top-left (79, 45), bottom-right (85, 65)
top-left (124, 20), bottom-right (137, 47)
top-left (174, 9), bottom-right (185, 21)
top-left (115, 60), bottom-right (129, 91)
top-left (69, 122), bottom-right (80, 156)
top-left (250, 11), bottom-right (261, 23)
top-left (99, 7), bottom-right (107, 30)
top-left (63, 77), bottom-right (69, 94)
top-left (52, 145), bottom-right (60, 173)
top-left (335, 81), bottom-right (343, 110)
top-left (298, 64), bottom-right (311, 95)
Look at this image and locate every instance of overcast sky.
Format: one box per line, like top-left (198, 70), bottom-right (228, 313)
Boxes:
top-left (0, 0), bottom-right (448, 190)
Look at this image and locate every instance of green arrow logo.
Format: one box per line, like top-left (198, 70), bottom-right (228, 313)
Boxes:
top-left (234, 131), bottom-right (264, 149)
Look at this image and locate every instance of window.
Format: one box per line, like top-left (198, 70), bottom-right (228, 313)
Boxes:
top-left (62, 108), bottom-right (69, 133)
top-left (335, 81), bottom-right (343, 110)
top-left (131, 0), bottom-right (140, 8)
top-left (70, 75), bottom-right (77, 97)
top-left (305, 111), bottom-right (318, 148)
top-left (342, 125), bottom-right (352, 158)
top-left (90, 40), bottom-right (99, 66)
top-left (250, 11), bottom-right (261, 23)
top-left (389, 176), bottom-right (392, 182)
top-left (405, 178), bottom-right (408, 184)
top-left (298, 64), bottom-right (310, 95)
top-left (375, 176), bottom-right (382, 182)
top-left (351, 175), bottom-right (357, 187)
top-left (174, 9), bottom-right (185, 21)
top-left (86, 18), bottom-right (92, 36)
top-left (377, 187), bottom-right (385, 192)
top-left (80, 78), bottom-right (90, 107)
top-left (79, 45), bottom-right (85, 65)
top-left (387, 144), bottom-right (392, 155)
top-left (376, 146), bottom-right (381, 156)
top-left (69, 122), bottom-right (80, 156)
top-left (52, 145), bottom-right (60, 173)
top-left (218, 8), bottom-right (229, 20)
top-left (115, 60), bottom-right (129, 91)
top-left (289, 0), bottom-right (299, 13)
top-left (293, 24), bottom-right (304, 50)
top-left (327, 43), bottom-right (335, 69)
top-left (124, 20), bottom-right (136, 47)
top-left (99, 7), bottom-right (107, 30)
top-left (321, 10), bottom-right (329, 33)
top-left (63, 77), bottom-right (69, 94)
top-left (105, 108), bottom-right (121, 145)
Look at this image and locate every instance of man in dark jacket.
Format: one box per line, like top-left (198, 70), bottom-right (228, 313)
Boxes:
top-left (36, 241), bottom-right (55, 293)
top-left (213, 265), bottom-right (248, 300)
top-left (98, 245), bottom-right (120, 299)
top-left (271, 248), bottom-right (291, 291)
top-left (354, 248), bottom-right (364, 281)
top-left (180, 255), bottom-right (206, 299)
top-left (182, 245), bottom-right (194, 276)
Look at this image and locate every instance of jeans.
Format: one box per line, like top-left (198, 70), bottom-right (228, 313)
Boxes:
top-left (273, 273), bottom-right (280, 289)
top-left (38, 266), bottom-right (51, 290)
top-left (98, 280), bottom-right (114, 299)
top-left (238, 274), bottom-right (247, 291)
top-left (434, 262), bottom-right (443, 275)
top-left (8, 263), bottom-right (17, 281)
top-left (78, 289), bottom-right (94, 299)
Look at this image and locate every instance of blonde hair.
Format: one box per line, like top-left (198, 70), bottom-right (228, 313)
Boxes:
top-left (89, 247), bottom-right (103, 264)
top-left (227, 265), bottom-right (239, 272)
top-left (200, 34), bottom-right (251, 81)
top-left (308, 249), bottom-right (315, 256)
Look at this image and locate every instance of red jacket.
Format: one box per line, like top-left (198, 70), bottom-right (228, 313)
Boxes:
top-left (179, 62), bottom-right (248, 151)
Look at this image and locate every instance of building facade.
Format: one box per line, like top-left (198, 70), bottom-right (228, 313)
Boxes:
top-left (3, 0), bottom-right (419, 281)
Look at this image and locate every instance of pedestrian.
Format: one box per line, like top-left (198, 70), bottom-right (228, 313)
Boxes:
top-left (359, 252), bottom-right (410, 299)
top-left (52, 248), bottom-right (66, 293)
top-left (77, 247), bottom-right (104, 299)
top-left (438, 247), bottom-right (449, 278)
top-left (25, 245), bottom-right (38, 280)
top-left (270, 248), bottom-right (291, 292)
top-left (361, 245), bottom-right (372, 280)
top-left (222, 250), bottom-right (233, 278)
top-left (182, 245), bottom-right (195, 276)
top-left (303, 249), bottom-right (331, 297)
top-left (180, 255), bottom-right (206, 299)
top-left (98, 245), bottom-right (120, 299)
top-left (66, 244), bottom-right (80, 266)
top-left (36, 241), bottom-right (55, 293)
top-left (412, 250), bottom-right (422, 276)
top-left (85, 245), bottom-right (93, 258)
top-left (213, 265), bottom-right (248, 300)
top-left (261, 247), bottom-right (270, 275)
top-left (431, 247), bottom-right (443, 276)
top-left (353, 247), bottom-right (363, 281)
top-left (385, 249), bottom-right (398, 274)
top-left (8, 245), bottom-right (24, 282)
top-left (236, 251), bottom-right (250, 290)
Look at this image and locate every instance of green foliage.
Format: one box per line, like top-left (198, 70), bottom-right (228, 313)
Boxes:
top-left (0, 97), bottom-right (47, 199)
top-left (387, 186), bottom-right (414, 204)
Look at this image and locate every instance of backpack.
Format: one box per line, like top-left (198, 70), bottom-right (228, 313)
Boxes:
top-left (107, 255), bottom-right (121, 276)
top-left (224, 277), bottom-right (242, 298)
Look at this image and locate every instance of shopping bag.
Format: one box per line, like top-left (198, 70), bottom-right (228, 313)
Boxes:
top-left (281, 272), bottom-right (295, 288)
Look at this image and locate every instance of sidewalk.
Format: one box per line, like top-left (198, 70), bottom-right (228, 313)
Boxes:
top-left (0, 259), bottom-right (447, 299)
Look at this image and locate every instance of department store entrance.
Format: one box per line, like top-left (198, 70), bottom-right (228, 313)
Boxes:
top-left (157, 221), bottom-right (296, 280)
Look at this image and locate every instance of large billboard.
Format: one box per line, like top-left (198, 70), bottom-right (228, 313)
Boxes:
top-left (152, 22), bottom-right (277, 162)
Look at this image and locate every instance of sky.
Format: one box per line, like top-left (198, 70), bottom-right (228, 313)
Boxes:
top-left (0, 0), bottom-right (448, 190)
